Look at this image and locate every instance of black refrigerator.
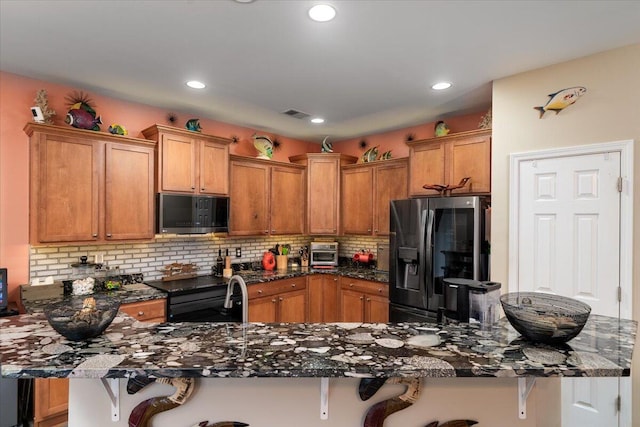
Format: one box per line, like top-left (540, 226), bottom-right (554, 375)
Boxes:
top-left (389, 196), bottom-right (490, 322)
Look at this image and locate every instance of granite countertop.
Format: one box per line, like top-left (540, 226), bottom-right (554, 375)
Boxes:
top-left (21, 283), bottom-right (167, 314)
top-left (1, 312), bottom-right (635, 380)
top-left (233, 265), bottom-right (389, 285)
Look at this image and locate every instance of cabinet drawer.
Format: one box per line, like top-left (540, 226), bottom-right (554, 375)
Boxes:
top-left (340, 278), bottom-right (388, 297)
top-left (248, 277), bottom-right (307, 299)
top-left (121, 299), bottom-right (166, 322)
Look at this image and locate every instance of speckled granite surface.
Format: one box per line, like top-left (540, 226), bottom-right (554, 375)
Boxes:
top-left (1, 312), bottom-right (635, 380)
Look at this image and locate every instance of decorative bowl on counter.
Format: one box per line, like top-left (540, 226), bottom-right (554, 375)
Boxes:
top-left (44, 295), bottom-right (120, 341)
top-left (500, 292), bottom-right (591, 344)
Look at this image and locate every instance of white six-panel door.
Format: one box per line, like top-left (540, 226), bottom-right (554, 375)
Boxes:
top-left (510, 141), bottom-right (634, 427)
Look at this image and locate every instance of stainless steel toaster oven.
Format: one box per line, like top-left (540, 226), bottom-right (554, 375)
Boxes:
top-left (310, 241), bottom-right (338, 267)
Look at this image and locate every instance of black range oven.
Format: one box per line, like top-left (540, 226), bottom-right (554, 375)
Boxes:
top-left (145, 275), bottom-right (242, 322)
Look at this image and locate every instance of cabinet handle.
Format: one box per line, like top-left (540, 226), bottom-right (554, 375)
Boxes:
top-left (367, 229), bottom-right (371, 232)
top-left (378, 289), bottom-right (382, 293)
top-left (279, 297), bottom-right (283, 301)
top-left (201, 188), bottom-right (205, 191)
top-left (349, 283), bottom-right (354, 287)
top-left (92, 233), bottom-right (98, 238)
top-left (271, 229), bottom-right (276, 233)
top-left (291, 284), bottom-right (296, 288)
top-left (333, 278), bottom-right (338, 282)
top-left (191, 186), bottom-right (195, 190)
top-left (106, 233), bottom-right (112, 238)
top-left (374, 229), bottom-right (378, 232)
top-left (271, 299), bottom-right (276, 303)
top-left (264, 230), bottom-right (269, 234)
top-left (258, 290), bottom-right (263, 294)
top-left (366, 298), bottom-right (371, 302)
top-left (138, 311), bottom-right (144, 316)
top-left (359, 296), bottom-right (364, 300)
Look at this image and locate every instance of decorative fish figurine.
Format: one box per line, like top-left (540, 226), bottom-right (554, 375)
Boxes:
top-left (191, 422), bottom-right (249, 427)
top-left (128, 377), bottom-right (195, 427)
top-left (363, 378), bottom-right (421, 427)
top-left (534, 86), bottom-right (586, 118)
top-left (381, 150), bottom-right (392, 160)
top-left (108, 124), bottom-right (128, 135)
top-left (321, 136), bottom-right (333, 153)
top-left (185, 118), bottom-right (202, 132)
top-left (425, 421), bottom-right (478, 427)
top-left (252, 134), bottom-right (273, 159)
top-left (65, 102), bottom-right (102, 131)
top-left (362, 146), bottom-right (378, 163)
top-left (434, 120), bottom-right (450, 137)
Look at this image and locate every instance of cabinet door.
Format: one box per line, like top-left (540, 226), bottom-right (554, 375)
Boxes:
top-left (374, 161), bottom-right (408, 235)
top-left (278, 289), bottom-right (307, 322)
top-left (229, 160), bottom-right (270, 235)
top-left (160, 132), bottom-right (196, 193)
top-left (36, 135), bottom-right (100, 242)
top-left (248, 296), bottom-right (278, 322)
top-left (341, 167), bottom-right (374, 235)
top-left (408, 141), bottom-right (445, 196)
top-left (307, 158), bottom-right (339, 234)
top-left (34, 378), bottom-right (69, 427)
top-left (366, 293), bottom-right (389, 323)
top-left (448, 135), bottom-right (491, 194)
top-left (270, 165), bottom-right (305, 235)
top-left (105, 143), bottom-right (155, 240)
top-left (199, 139), bottom-right (229, 195)
top-left (340, 289), bottom-right (365, 322)
top-left (308, 275), bottom-right (339, 322)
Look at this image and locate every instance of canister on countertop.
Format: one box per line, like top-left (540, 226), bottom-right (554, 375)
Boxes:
top-left (376, 243), bottom-right (389, 272)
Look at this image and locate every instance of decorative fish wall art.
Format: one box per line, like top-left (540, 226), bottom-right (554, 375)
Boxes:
top-left (534, 86), bottom-right (586, 118)
top-left (64, 91), bottom-right (102, 131)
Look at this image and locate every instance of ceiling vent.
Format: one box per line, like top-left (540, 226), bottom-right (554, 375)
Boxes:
top-left (282, 109), bottom-right (311, 120)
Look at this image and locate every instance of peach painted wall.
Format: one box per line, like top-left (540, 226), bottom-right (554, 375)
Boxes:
top-left (0, 71), bottom-right (317, 301)
top-left (0, 70), bottom-right (486, 302)
top-left (331, 112), bottom-right (486, 159)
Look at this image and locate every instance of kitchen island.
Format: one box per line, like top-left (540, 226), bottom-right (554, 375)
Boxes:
top-left (0, 308), bottom-right (636, 426)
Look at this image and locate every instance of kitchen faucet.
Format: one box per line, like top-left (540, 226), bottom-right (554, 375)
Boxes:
top-left (224, 275), bottom-right (248, 324)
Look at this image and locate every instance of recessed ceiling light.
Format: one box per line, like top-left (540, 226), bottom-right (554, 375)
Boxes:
top-left (186, 80), bottom-right (206, 89)
top-left (308, 4), bottom-right (336, 22)
top-left (234, 0), bottom-right (255, 3)
top-left (311, 117), bottom-right (325, 124)
top-left (431, 82), bottom-right (452, 90)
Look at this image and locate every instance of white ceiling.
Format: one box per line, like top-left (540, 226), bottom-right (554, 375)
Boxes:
top-left (1, 1), bottom-right (639, 142)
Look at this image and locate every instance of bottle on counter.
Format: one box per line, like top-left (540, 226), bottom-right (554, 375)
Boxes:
top-left (216, 249), bottom-right (223, 277)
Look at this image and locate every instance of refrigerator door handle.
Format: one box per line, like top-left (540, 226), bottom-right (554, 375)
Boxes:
top-left (424, 209), bottom-right (434, 298)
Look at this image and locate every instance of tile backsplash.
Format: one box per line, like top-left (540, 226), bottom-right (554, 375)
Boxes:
top-left (30, 235), bottom-right (388, 281)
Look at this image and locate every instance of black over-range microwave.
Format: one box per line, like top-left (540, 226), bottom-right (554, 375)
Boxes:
top-left (156, 193), bottom-right (229, 234)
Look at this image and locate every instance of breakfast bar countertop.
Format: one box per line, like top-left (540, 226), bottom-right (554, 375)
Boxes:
top-left (0, 312), bottom-right (635, 380)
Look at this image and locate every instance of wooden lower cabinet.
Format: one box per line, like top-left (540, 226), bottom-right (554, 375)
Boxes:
top-left (248, 277), bottom-right (307, 322)
top-left (34, 378), bottom-right (69, 427)
top-left (34, 298), bottom-right (166, 426)
top-left (339, 277), bottom-right (389, 323)
top-left (119, 298), bottom-right (167, 323)
top-left (308, 275), bottom-right (339, 322)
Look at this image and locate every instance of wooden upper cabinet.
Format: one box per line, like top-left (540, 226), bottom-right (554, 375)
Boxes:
top-left (341, 167), bottom-right (374, 235)
top-left (270, 165), bottom-right (305, 235)
top-left (341, 158), bottom-right (408, 236)
top-left (407, 129), bottom-right (491, 197)
top-left (105, 143), bottom-right (154, 240)
top-left (229, 156), bottom-right (304, 236)
top-left (141, 124), bottom-right (230, 195)
top-left (229, 158), bottom-right (270, 235)
top-left (25, 123), bottom-right (156, 245)
top-left (289, 153), bottom-right (358, 235)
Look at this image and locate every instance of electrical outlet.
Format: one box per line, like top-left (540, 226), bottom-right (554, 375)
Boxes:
top-left (235, 247), bottom-right (241, 257)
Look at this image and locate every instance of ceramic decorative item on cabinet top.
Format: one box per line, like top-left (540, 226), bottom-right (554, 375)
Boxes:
top-left (185, 118), bottom-right (202, 132)
top-left (434, 120), bottom-right (450, 137)
top-left (252, 134), bottom-right (273, 159)
top-left (321, 136), bottom-right (333, 152)
top-left (361, 146), bottom-right (378, 163)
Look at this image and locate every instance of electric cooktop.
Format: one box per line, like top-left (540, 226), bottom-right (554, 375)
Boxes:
top-left (145, 275), bottom-right (227, 294)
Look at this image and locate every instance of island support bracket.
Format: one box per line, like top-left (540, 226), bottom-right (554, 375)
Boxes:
top-left (320, 377), bottom-right (329, 420)
top-left (100, 378), bottom-right (120, 422)
top-left (518, 377), bottom-right (536, 419)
